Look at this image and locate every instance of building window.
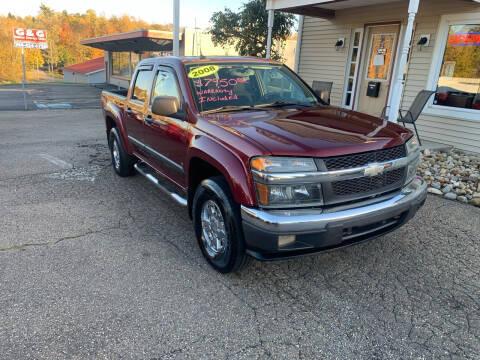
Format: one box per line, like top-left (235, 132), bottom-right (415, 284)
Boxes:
top-left (111, 52), bottom-right (131, 78)
top-left (343, 29), bottom-right (363, 109)
top-left (433, 24), bottom-right (480, 111)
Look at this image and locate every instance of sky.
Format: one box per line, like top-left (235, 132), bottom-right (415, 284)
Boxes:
top-left (3, 0), bottom-right (243, 29)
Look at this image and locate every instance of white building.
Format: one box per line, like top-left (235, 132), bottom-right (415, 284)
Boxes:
top-left (266, 0), bottom-right (480, 153)
top-left (63, 57), bottom-right (106, 84)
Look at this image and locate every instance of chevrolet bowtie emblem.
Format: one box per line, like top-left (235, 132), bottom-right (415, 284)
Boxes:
top-left (364, 163), bottom-right (392, 177)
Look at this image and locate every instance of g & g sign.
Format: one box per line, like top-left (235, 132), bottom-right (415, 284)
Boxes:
top-left (13, 28), bottom-right (48, 49)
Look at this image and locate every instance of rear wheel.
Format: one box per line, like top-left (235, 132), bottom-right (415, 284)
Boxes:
top-left (108, 128), bottom-right (136, 177)
top-left (193, 176), bottom-right (252, 273)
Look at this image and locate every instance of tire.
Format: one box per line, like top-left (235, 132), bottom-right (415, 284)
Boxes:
top-left (192, 176), bottom-right (252, 273)
top-left (108, 127), bottom-right (136, 177)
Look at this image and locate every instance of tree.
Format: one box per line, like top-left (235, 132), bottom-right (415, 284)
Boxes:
top-left (209, 0), bottom-right (295, 60)
top-left (0, 6), bottom-right (175, 82)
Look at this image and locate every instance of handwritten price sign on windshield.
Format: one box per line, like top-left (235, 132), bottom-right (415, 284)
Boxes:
top-left (193, 77), bottom-right (247, 88)
top-left (13, 28), bottom-right (48, 49)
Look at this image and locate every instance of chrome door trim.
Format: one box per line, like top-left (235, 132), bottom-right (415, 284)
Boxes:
top-left (128, 135), bottom-right (184, 173)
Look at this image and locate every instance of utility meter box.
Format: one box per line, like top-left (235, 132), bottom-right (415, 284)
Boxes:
top-left (367, 82), bottom-right (381, 97)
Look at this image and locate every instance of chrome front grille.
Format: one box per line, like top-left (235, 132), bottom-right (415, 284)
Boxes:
top-left (318, 146), bottom-right (407, 205)
top-left (324, 145), bottom-right (406, 171)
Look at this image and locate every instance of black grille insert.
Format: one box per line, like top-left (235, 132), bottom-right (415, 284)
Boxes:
top-left (324, 145), bottom-right (406, 171)
top-left (332, 168), bottom-right (405, 196)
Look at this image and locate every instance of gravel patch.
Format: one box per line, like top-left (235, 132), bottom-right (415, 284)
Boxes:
top-left (418, 148), bottom-right (480, 207)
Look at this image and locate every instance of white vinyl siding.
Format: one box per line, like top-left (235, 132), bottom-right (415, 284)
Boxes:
top-left (297, 0), bottom-right (480, 153)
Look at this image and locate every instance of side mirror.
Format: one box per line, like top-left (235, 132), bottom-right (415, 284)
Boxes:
top-left (151, 96), bottom-right (179, 117)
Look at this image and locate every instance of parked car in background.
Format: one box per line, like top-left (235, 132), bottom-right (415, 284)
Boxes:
top-left (101, 56), bottom-right (426, 273)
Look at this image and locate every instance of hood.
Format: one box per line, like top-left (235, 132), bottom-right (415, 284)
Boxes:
top-left (201, 106), bottom-right (412, 157)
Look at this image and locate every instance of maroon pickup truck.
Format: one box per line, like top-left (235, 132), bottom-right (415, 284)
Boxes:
top-left (101, 56), bottom-right (426, 273)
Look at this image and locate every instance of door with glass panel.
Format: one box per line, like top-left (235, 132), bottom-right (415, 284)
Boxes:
top-left (357, 25), bottom-right (400, 117)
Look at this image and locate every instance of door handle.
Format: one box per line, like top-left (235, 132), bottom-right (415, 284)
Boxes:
top-left (144, 115), bottom-right (154, 125)
top-left (125, 107), bottom-right (134, 115)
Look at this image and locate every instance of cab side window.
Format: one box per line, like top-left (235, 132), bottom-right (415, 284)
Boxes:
top-left (131, 69), bottom-right (153, 103)
top-left (152, 69), bottom-right (181, 103)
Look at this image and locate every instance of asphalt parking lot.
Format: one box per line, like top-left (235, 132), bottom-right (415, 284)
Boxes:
top-left (1, 96), bottom-right (480, 358)
top-left (0, 84), bottom-right (102, 110)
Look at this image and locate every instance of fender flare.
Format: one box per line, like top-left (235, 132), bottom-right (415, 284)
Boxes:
top-left (104, 103), bottom-right (134, 154)
top-left (187, 135), bottom-right (256, 208)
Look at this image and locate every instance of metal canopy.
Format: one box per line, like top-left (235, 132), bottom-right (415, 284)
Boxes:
top-left (80, 29), bottom-right (184, 52)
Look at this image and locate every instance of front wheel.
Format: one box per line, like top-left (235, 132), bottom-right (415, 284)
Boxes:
top-left (192, 177), bottom-right (251, 273)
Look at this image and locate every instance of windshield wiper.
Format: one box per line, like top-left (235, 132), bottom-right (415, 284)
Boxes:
top-left (201, 105), bottom-right (258, 114)
top-left (201, 101), bottom-right (315, 114)
top-left (254, 101), bottom-right (314, 108)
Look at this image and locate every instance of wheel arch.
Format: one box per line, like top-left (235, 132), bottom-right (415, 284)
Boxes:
top-left (187, 138), bottom-right (256, 218)
top-left (104, 103), bottom-right (133, 154)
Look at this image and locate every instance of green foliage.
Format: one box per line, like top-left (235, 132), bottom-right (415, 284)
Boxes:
top-left (209, 0), bottom-right (295, 60)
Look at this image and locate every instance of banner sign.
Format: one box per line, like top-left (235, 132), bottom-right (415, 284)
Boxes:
top-left (449, 32), bottom-right (480, 46)
top-left (13, 28), bottom-right (48, 49)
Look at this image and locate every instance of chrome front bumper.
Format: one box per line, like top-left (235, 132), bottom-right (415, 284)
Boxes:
top-left (240, 178), bottom-right (427, 260)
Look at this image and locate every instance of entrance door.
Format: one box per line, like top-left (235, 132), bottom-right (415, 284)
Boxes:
top-left (357, 25), bottom-right (399, 117)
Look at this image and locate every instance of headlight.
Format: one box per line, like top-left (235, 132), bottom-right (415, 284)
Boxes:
top-left (251, 157), bottom-right (323, 208)
top-left (255, 183), bottom-right (323, 208)
top-left (406, 135), bottom-right (420, 155)
top-left (405, 136), bottom-right (420, 184)
top-left (251, 156), bottom-right (317, 173)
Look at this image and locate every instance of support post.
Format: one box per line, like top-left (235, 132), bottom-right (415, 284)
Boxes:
top-left (173, 0), bottom-right (180, 56)
top-left (266, 9), bottom-right (274, 59)
top-left (294, 15), bottom-right (304, 72)
top-left (21, 47), bottom-right (27, 111)
top-left (388, 0), bottom-right (419, 122)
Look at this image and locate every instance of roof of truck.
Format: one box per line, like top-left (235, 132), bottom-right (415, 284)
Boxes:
top-left (138, 56), bottom-right (281, 67)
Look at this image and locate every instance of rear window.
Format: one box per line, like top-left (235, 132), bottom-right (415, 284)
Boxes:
top-left (184, 62), bottom-right (318, 112)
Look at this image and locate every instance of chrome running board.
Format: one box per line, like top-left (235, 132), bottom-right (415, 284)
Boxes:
top-left (134, 163), bottom-right (187, 207)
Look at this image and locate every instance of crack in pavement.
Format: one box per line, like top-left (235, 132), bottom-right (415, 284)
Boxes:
top-left (0, 226), bottom-right (119, 252)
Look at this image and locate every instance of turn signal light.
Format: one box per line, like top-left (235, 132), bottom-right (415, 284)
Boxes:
top-left (255, 183), bottom-right (269, 206)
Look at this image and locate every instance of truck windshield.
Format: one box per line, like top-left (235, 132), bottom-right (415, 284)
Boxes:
top-left (184, 62), bottom-right (320, 113)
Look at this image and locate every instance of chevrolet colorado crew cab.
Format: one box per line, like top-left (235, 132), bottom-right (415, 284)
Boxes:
top-left (101, 56), bottom-right (426, 273)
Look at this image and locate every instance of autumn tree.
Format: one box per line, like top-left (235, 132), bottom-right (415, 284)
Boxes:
top-left (209, 0), bottom-right (295, 60)
top-left (0, 5), bottom-right (174, 82)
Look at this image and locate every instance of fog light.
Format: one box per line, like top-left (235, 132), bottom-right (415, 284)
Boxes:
top-left (278, 235), bottom-right (296, 247)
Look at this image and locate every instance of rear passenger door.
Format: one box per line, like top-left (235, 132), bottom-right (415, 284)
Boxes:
top-left (143, 66), bottom-right (189, 188)
top-left (124, 65), bottom-right (153, 158)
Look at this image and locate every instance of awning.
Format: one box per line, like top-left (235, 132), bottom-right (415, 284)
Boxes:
top-left (267, 0), bottom-right (480, 18)
top-left (80, 29), bottom-right (184, 52)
